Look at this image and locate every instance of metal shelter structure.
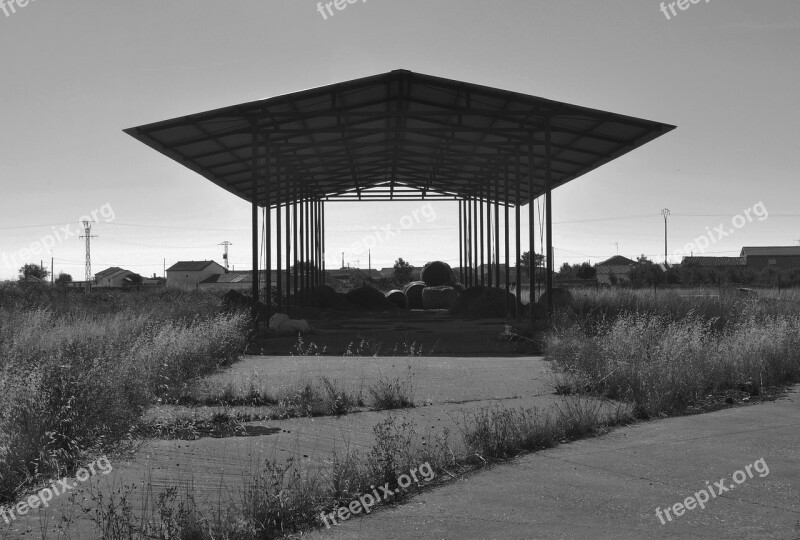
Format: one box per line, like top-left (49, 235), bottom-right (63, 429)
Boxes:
top-left (124, 69), bottom-right (675, 318)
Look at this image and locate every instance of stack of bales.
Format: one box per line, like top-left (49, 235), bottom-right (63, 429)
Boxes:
top-left (420, 261), bottom-right (460, 310)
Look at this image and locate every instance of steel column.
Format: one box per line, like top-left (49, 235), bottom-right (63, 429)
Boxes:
top-left (251, 132), bottom-right (260, 315)
top-left (505, 160), bottom-right (511, 313)
top-left (529, 137), bottom-right (536, 323)
top-left (515, 146), bottom-right (521, 322)
top-left (276, 165), bottom-right (282, 312)
top-left (545, 124), bottom-right (554, 319)
top-left (458, 201), bottom-right (463, 284)
top-left (494, 172), bottom-right (500, 289)
top-left (264, 141), bottom-right (272, 313)
top-left (285, 173), bottom-right (291, 313)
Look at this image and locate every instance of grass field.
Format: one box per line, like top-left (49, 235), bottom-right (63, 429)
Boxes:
top-left (0, 285), bottom-right (249, 505)
top-left (2, 283), bottom-right (799, 538)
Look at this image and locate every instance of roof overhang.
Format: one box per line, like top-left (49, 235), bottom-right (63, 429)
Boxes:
top-left (124, 69), bottom-right (675, 207)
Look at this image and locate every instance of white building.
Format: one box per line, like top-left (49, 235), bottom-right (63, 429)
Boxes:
top-left (166, 261), bottom-right (226, 289)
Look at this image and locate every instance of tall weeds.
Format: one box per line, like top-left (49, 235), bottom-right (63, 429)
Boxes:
top-left (0, 286), bottom-right (248, 505)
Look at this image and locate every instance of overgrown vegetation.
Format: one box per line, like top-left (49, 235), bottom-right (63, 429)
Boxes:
top-left (0, 284), bottom-right (248, 505)
top-left (79, 399), bottom-right (624, 539)
top-left (547, 289), bottom-right (800, 417)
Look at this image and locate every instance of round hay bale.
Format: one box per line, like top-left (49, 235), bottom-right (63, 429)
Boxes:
top-left (345, 286), bottom-right (397, 311)
top-left (385, 289), bottom-right (409, 309)
top-left (422, 285), bottom-right (460, 310)
top-left (403, 281), bottom-right (427, 309)
top-left (421, 261), bottom-right (456, 287)
top-left (294, 284), bottom-right (346, 309)
top-left (450, 286), bottom-right (518, 318)
top-left (538, 287), bottom-right (574, 310)
top-left (311, 284), bottom-right (343, 309)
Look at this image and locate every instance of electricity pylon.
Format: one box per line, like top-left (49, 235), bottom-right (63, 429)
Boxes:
top-left (79, 221), bottom-right (97, 293)
top-left (220, 241), bottom-right (232, 270)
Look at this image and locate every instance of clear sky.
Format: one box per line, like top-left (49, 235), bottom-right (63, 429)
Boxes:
top-left (1, 0), bottom-right (798, 280)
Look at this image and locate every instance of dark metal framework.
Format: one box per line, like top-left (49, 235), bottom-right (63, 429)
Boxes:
top-left (125, 69), bottom-right (674, 319)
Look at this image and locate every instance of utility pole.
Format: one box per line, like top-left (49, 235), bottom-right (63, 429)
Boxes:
top-left (219, 241), bottom-right (232, 271)
top-left (50, 250), bottom-right (54, 285)
top-left (661, 209), bottom-right (670, 263)
top-left (79, 221), bottom-right (97, 293)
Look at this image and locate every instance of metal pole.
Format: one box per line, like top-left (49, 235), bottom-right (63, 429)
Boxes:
top-left (276, 164), bottom-right (282, 313)
top-left (265, 141), bottom-right (272, 313)
top-left (545, 125), bottom-right (554, 320)
top-left (661, 208), bottom-right (670, 265)
top-left (479, 181), bottom-right (485, 286)
top-left (505, 160), bottom-right (511, 303)
top-left (293, 179), bottom-right (298, 301)
top-left (251, 132), bottom-right (260, 311)
top-left (529, 136), bottom-right (536, 324)
top-left (515, 147), bottom-right (522, 322)
top-left (285, 173), bottom-right (291, 311)
top-left (495, 171), bottom-right (501, 289)
top-left (458, 201), bottom-right (463, 284)
top-left (305, 193), bottom-right (310, 296)
top-left (472, 194), bottom-right (478, 287)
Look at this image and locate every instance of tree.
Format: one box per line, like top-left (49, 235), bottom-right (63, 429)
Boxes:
top-left (55, 272), bottom-right (73, 286)
top-left (575, 262), bottom-right (597, 280)
top-left (558, 262), bottom-right (576, 279)
top-left (392, 258), bottom-right (413, 284)
top-left (520, 251), bottom-right (545, 275)
top-left (128, 273), bottom-right (143, 285)
top-left (18, 263), bottom-right (49, 281)
top-left (629, 255), bottom-right (664, 287)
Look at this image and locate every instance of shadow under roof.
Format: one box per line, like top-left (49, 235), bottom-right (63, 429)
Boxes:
top-left (124, 69), bottom-right (675, 207)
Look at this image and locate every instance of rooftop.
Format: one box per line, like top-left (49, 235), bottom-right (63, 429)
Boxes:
top-left (166, 261), bottom-right (223, 272)
top-left (741, 246), bottom-right (800, 257)
top-left (124, 69), bottom-right (675, 206)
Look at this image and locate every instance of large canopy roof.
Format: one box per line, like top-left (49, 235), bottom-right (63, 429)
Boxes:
top-left (124, 69), bottom-right (675, 207)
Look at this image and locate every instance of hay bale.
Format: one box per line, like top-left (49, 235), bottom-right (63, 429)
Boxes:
top-left (450, 286), bottom-right (518, 318)
top-left (269, 313), bottom-right (311, 334)
top-left (422, 285), bottom-right (460, 310)
top-left (293, 284), bottom-right (347, 309)
top-left (345, 286), bottom-right (397, 311)
top-left (421, 261), bottom-right (456, 287)
top-left (538, 287), bottom-right (574, 310)
top-left (385, 289), bottom-right (409, 309)
top-left (403, 281), bottom-right (427, 309)
top-left (310, 284), bottom-right (344, 309)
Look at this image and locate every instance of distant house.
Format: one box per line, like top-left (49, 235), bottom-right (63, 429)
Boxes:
top-left (476, 264), bottom-right (520, 285)
top-left (595, 255), bottom-right (636, 285)
top-left (94, 267), bottom-right (135, 288)
top-left (166, 261), bottom-right (226, 289)
top-left (681, 256), bottom-right (745, 269)
top-left (740, 247), bottom-right (800, 271)
top-left (198, 270), bottom-right (290, 291)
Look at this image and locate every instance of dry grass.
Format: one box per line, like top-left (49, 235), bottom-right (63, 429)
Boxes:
top-left (0, 285), bottom-right (248, 505)
top-left (547, 291), bottom-right (800, 417)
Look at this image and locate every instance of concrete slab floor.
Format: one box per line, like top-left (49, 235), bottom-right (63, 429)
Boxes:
top-left (303, 386), bottom-right (800, 540)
